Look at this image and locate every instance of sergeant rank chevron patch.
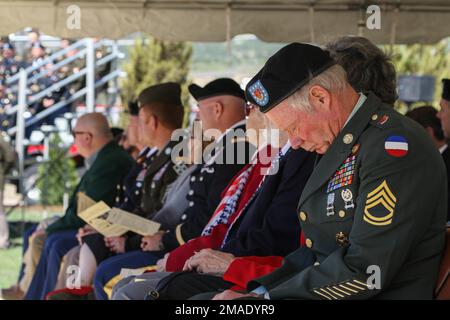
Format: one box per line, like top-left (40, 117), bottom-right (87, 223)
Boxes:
top-left (363, 180), bottom-right (397, 226)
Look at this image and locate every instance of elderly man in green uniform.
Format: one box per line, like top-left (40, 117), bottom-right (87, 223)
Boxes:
top-left (210, 43), bottom-right (447, 300)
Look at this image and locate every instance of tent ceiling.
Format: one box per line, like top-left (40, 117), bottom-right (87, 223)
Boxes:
top-left (0, 1), bottom-right (449, 44)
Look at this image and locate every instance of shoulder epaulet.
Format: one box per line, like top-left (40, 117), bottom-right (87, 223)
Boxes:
top-left (369, 112), bottom-right (395, 130)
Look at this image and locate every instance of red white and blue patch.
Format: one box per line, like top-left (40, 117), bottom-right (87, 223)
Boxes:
top-left (248, 80), bottom-right (269, 107)
top-left (384, 135), bottom-right (408, 157)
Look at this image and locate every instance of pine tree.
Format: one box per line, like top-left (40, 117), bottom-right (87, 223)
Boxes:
top-left (36, 134), bottom-right (79, 206)
top-left (120, 36), bottom-right (193, 126)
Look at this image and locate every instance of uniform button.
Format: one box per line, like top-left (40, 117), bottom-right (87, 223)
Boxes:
top-left (189, 201), bottom-right (194, 207)
top-left (371, 114), bottom-right (378, 121)
top-left (338, 210), bottom-right (346, 218)
top-left (123, 186), bottom-right (126, 191)
top-left (314, 261), bottom-right (320, 266)
top-left (181, 214), bottom-right (187, 220)
top-left (125, 198), bottom-right (128, 202)
top-left (135, 190), bottom-right (139, 195)
top-left (188, 190), bottom-right (194, 196)
top-left (343, 133), bottom-right (353, 145)
top-left (136, 182), bottom-right (142, 188)
top-left (305, 238), bottom-right (313, 248)
top-left (299, 211), bottom-right (307, 222)
top-left (115, 197), bottom-right (120, 202)
top-left (148, 290), bottom-right (159, 299)
top-left (116, 184), bottom-right (121, 190)
top-left (199, 176), bottom-right (204, 182)
top-left (191, 176), bottom-right (196, 182)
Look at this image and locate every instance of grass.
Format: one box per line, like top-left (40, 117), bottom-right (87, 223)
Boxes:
top-left (0, 206), bottom-right (63, 289)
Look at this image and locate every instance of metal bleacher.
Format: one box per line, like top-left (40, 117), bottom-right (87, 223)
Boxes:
top-left (3, 37), bottom-right (125, 221)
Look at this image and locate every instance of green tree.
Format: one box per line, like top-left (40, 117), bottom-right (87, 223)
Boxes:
top-left (36, 134), bottom-right (79, 206)
top-left (120, 36), bottom-right (193, 126)
top-left (387, 38), bottom-right (450, 110)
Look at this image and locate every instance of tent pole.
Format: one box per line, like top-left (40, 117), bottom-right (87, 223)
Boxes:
top-left (309, 5), bottom-right (315, 43)
top-left (226, 5), bottom-right (232, 59)
top-left (390, 6), bottom-right (400, 50)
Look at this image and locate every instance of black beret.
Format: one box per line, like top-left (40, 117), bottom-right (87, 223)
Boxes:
top-left (245, 43), bottom-right (336, 113)
top-left (442, 79), bottom-right (450, 101)
top-left (110, 127), bottom-right (124, 139)
top-left (189, 78), bottom-right (245, 101)
top-left (138, 82), bottom-right (182, 108)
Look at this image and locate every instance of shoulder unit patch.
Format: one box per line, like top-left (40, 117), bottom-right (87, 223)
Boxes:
top-left (384, 135), bottom-right (408, 157)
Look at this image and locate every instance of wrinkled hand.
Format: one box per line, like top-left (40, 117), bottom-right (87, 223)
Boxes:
top-left (105, 236), bottom-right (126, 254)
top-left (156, 253), bottom-right (170, 272)
top-left (212, 290), bottom-right (259, 300)
top-left (183, 249), bottom-right (235, 276)
top-left (140, 231), bottom-right (165, 252)
top-left (76, 225), bottom-right (97, 245)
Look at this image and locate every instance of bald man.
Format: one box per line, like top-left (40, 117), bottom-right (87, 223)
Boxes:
top-left (16, 113), bottom-right (134, 300)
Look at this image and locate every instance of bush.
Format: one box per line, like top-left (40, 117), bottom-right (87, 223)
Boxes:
top-left (36, 134), bottom-right (79, 206)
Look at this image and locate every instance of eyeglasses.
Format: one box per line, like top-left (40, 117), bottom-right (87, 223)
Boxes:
top-left (72, 130), bottom-right (92, 138)
top-left (245, 102), bottom-right (258, 114)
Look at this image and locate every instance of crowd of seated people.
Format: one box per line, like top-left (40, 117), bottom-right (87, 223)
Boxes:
top-left (0, 29), bottom-right (113, 137)
top-left (1, 35), bottom-right (449, 301)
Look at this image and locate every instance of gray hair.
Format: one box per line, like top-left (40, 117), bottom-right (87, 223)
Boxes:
top-left (326, 36), bottom-right (398, 105)
top-left (286, 64), bottom-right (348, 112)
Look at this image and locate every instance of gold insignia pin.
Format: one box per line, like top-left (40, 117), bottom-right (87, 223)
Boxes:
top-left (363, 180), bottom-right (396, 226)
top-left (343, 133), bottom-right (353, 145)
top-left (351, 143), bottom-right (360, 155)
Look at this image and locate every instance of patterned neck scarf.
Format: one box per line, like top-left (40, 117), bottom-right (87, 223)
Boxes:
top-left (220, 144), bottom-right (291, 248)
top-left (201, 163), bottom-right (254, 236)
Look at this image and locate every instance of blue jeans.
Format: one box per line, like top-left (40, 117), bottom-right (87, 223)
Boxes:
top-left (24, 230), bottom-right (78, 300)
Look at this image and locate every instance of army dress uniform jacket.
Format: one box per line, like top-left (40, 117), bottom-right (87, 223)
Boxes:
top-left (249, 93), bottom-right (448, 300)
top-left (125, 140), bottom-right (187, 251)
top-left (161, 121), bottom-right (256, 251)
top-left (114, 147), bottom-right (157, 213)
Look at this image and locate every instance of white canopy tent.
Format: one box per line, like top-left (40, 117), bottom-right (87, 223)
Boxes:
top-left (0, 1), bottom-right (449, 44)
